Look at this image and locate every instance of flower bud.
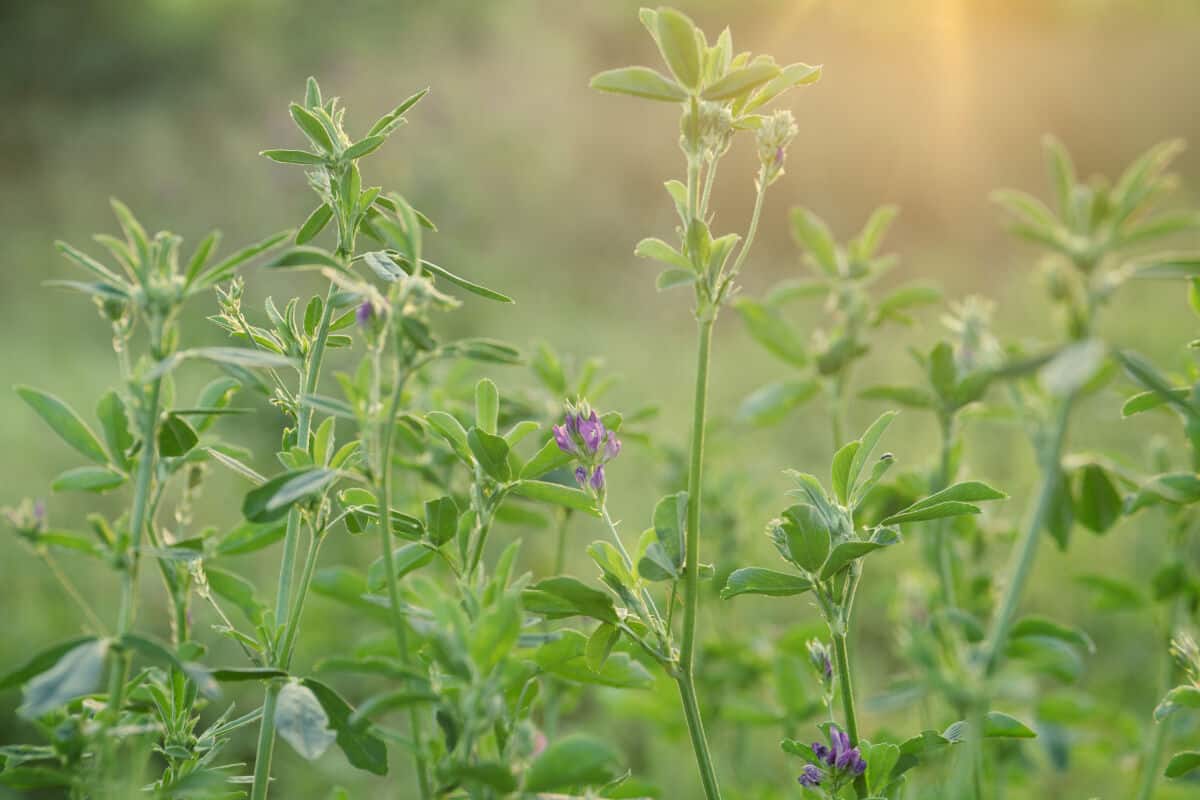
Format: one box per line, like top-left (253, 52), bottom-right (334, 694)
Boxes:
top-left (756, 110), bottom-right (798, 187)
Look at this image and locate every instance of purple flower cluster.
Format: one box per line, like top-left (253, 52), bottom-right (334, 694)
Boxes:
top-left (553, 406), bottom-right (621, 493)
top-left (798, 726), bottom-right (866, 789)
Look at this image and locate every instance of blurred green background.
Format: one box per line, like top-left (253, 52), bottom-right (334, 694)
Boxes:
top-left (3, 0), bottom-right (1200, 797)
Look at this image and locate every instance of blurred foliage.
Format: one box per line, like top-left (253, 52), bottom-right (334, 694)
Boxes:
top-left (3, 1), bottom-right (1200, 797)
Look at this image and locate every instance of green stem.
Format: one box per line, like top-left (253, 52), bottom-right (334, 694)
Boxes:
top-left (676, 672), bottom-right (722, 800)
top-left (981, 397), bottom-right (1072, 677)
top-left (832, 627), bottom-right (869, 798)
top-left (104, 374), bottom-right (162, 721)
top-left (1135, 529), bottom-right (1184, 800)
top-left (251, 282), bottom-right (338, 800)
top-left (934, 413), bottom-right (958, 611)
top-left (377, 363), bottom-right (432, 800)
top-left (678, 317), bottom-right (721, 800)
top-left (967, 396), bottom-right (1073, 797)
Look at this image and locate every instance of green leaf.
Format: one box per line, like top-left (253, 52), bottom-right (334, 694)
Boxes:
top-left (366, 87), bottom-right (428, 137)
top-left (652, 492), bottom-right (687, 570)
top-left (474, 379), bottom-right (499, 435)
top-left (590, 66), bottom-right (687, 102)
top-left (1075, 464), bottom-right (1122, 533)
top-left (847, 410), bottom-right (897, 497)
top-left (1129, 254), bottom-right (1200, 280)
top-left (1115, 350), bottom-right (1196, 416)
top-left (1165, 750), bottom-right (1200, 778)
top-left (779, 504), bottom-right (830, 572)
top-left (831, 441), bottom-right (859, 504)
top-left (158, 415), bottom-right (199, 458)
top-left (736, 379), bottom-right (819, 426)
top-left (389, 254), bottom-right (515, 303)
top-left (210, 667), bottom-right (289, 682)
top-left (367, 543), bottom-right (435, 591)
top-left (820, 539), bottom-right (896, 581)
top-left (275, 681), bottom-right (336, 760)
top-left (470, 591), bottom-right (521, 673)
top-left (880, 480), bottom-right (1005, 526)
top-left (702, 63), bottom-right (780, 101)
top-left (879, 501), bottom-right (980, 526)
top-left (906, 480), bottom-right (1008, 511)
top-left (289, 103), bottom-right (335, 153)
top-left (982, 711), bottom-right (1037, 738)
top-left (1122, 388), bottom-right (1189, 417)
top-left (17, 639), bottom-right (108, 720)
top-left (193, 230), bottom-right (292, 286)
top-left (523, 577), bottom-right (617, 623)
top-left (864, 740), bottom-right (900, 795)
top-left (732, 298), bottom-right (807, 366)
top-left (206, 566), bottom-right (265, 625)
top-left (860, 385), bottom-right (935, 410)
top-left (268, 245), bottom-right (345, 272)
top-left (721, 567), bottom-right (812, 599)
top-left (1155, 686), bottom-right (1200, 722)
top-left (533, 630), bottom-right (652, 689)
top-left (16, 386), bottom-right (109, 464)
top-left (147, 347), bottom-right (295, 380)
top-left (744, 62), bottom-right (822, 112)
top-left (216, 521), bottom-right (287, 556)
top-left (296, 205), bottom-right (333, 245)
top-left (654, 8), bottom-right (701, 89)
top-left (424, 496), bottom-right (458, 546)
top-left (51, 466), bottom-right (126, 493)
top-left (343, 135), bottom-right (387, 160)
top-left (0, 637), bottom-right (97, 692)
top-left (519, 438), bottom-right (573, 480)
top-left (524, 734), bottom-right (623, 793)
top-left (1009, 615), bottom-right (1095, 654)
top-left (243, 468), bottom-right (337, 523)
top-left (467, 427), bottom-right (511, 481)
top-left (261, 149), bottom-right (326, 165)
top-left (635, 237), bottom-right (693, 271)
top-left (510, 480), bottom-right (599, 516)
top-left (95, 390), bottom-right (132, 465)
top-left (1074, 573), bottom-right (1146, 611)
top-left (790, 207), bottom-right (840, 276)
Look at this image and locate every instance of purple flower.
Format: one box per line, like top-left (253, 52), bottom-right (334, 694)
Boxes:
top-left (356, 300), bottom-right (375, 327)
top-left (577, 412), bottom-right (603, 453)
top-left (605, 435), bottom-right (621, 460)
top-left (553, 424), bottom-right (576, 454)
top-left (800, 726), bottom-right (866, 789)
top-left (574, 466), bottom-right (588, 487)
top-left (589, 465), bottom-right (605, 492)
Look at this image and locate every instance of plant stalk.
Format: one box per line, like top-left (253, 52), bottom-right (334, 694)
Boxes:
top-left (103, 371), bottom-right (162, 770)
top-left (966, 396), bottom-right (1073, 797)
top-left (250, 282), bottom-right (338, 800)
top-left (832, 627), bottom-right (869, 798)
top-left (377, 361), bottom-right (433, 800)
top-left (677, 316), bottom-right (722, 800)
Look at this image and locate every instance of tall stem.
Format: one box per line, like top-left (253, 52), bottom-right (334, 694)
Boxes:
top-left (676, 672), bottom-right (722, 800)
top-left (377, 361), bottom-right (432, 800)
top-left (677, 317), bottom-right (722, 800)
top-left (933, 413), bottom-right (958, 611)
top-left (1135, 525), bottom-right (1184, 800)
top-left (251, 282), bottom-right (338, 800)
top-left (832, 627), bottom-right (868, 798)
top-left (966, 396), bottom-right (1072, 797)
top-left (104, 373), bottom-right (162, 751)
top-left (981, 397), bottom-right (1072, 677)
